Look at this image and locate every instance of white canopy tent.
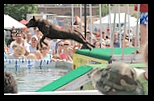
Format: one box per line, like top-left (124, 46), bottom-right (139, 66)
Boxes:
top-left (4, 14), bottom-right (26, 29)
top-left (92, 13), bottom-right (138, 33)
top-left (94, 13), bottom-right (132, 24)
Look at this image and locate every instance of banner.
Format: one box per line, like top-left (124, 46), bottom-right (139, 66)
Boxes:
top-left (73, 54), bottom-right (108, 69)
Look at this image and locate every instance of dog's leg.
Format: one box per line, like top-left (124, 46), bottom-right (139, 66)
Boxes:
top-left (40, 35), bottom-right (48, 48)
top-left (72, 30), bottom-right (95, 49)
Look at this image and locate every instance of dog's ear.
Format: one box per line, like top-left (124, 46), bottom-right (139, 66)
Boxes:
top-left (32, 16), bottom-right (36, 21)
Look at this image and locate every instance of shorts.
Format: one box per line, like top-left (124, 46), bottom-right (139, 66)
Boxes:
top-left (140, 12), bottom-right (148, 24)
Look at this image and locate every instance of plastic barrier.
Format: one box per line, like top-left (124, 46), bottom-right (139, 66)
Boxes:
top-left (4, 59), bottom-right (73, 70)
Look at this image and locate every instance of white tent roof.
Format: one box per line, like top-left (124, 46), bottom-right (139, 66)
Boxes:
top-left (4, 14), bottom-right (26, 29)
top-left (93, 13), bottom-right (137, 24)
top-left (126, 17), bottom-right (140, 27)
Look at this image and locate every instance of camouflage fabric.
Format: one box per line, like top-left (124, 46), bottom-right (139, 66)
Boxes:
top-left (91, 63), bottom-right (144, 95)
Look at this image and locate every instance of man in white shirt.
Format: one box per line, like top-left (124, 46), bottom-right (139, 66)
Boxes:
top-left (8, 31), bottom-right (30, 55)
top-left (49, 39), bottom-right (60, 55)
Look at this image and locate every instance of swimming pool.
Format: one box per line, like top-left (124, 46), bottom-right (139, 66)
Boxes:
top-left (4, 59), bottom-right (72, 92)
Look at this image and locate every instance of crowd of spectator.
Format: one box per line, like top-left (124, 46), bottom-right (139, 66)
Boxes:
top-left (4, 15), bottom-right (141, 63)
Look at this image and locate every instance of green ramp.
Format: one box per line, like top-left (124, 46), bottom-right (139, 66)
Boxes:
top-left (75, 48), bottom-right (139, 61)
top-left (36, 66), bottom-right (93, 92)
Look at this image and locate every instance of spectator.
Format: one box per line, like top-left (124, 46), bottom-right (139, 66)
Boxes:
top-left (63, 40), bottom-right (71, 49)
top-left (91, 34), bottom-right (97, 45)
top-left (56, 41), bottom-right (64, 55)
top-left (35, 29), bottom-right (43, 41)
top-left (33, 50), bottom-right (43, 60)
top-left (4, 41), bottom-right (9, 56)
top-left (94, 41), bottom-right (101, 48)
top-left (50, 39), bottom-right (60, 55)
top-left (7, 29), bottom-right (17, 47)
top-left (101, 40), bottom-right (106, 48)
top-left (113, 32), bottom-right (120, 48)
top-left (32, 27), bottom-right (38, 35)
top-left (86, 30), bottom-right (91, 42)
top-left (124, 39), bottom-right (133, 48)
top-left (135, 4), bottom-right (148, 47)
top-left (8, 30), bottom-right (30, 56)
top-left (91, 41), bottom-right (148, 95)
top-left (105, 39), bottom-right (111, 48)
top-left (26, 53), bottom-right (36, 60)
top-left (73, 41), bottom-right (82, 50)
top-left (29, 35), bottom-right (38, 53)
top-left (102, 31), bottom-right (108, 41)
top-left (65, 46), bottom-right (74, 62)
top-left (40, 43), bottom-right (52, 60)
top-left (51, 54), bottom-right (61, 61)
top-left (21, 31), bottom-right (27, 40)
top-left (25, 32), bottom-right (32, 45)
top-left (7, 45), bottom-right (25, 59)
top-left (136, 41), bottom-right (148, 95)
top-left (96, 33), bottom-right (101, 41)
top-left (4, 71), bottom-right (18, 93)
top-left (91, 62), bottom-right (145, 95)
top-left (60, 40), bottom-right (71, 60)
top-left (4, 30), bottom-right (9, 46)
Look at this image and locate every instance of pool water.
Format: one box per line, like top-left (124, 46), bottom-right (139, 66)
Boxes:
top-left (4, 68), bottom-right (69, 92)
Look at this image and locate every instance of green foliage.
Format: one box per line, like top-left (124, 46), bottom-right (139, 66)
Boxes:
top-left (96, 4), bottom-right (110, 16)
top-left (4, 4), bottom-right (38, 21)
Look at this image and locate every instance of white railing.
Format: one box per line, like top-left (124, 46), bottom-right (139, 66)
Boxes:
top-left (4, 59), bottom-right (73, 70)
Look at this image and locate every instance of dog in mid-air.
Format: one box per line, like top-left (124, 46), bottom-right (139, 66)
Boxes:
top-left (26, 16), bottom-right (95, 50)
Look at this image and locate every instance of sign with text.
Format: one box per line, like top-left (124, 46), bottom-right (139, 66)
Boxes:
top-left (73, 54), bottom-right (108, 69)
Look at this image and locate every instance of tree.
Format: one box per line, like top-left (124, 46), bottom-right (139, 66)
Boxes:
top-left (4, 4), bottom-right (38, 21)
top-left (96, 4), bottom-right (111, 17)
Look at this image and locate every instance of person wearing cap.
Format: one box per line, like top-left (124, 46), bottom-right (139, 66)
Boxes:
top-left (29, 35), bottom-right (38, 53)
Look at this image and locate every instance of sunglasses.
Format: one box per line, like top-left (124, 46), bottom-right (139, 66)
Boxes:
top-left (106, 45), bottom-right (110, 47)
top-left (41, 47), bottom-right (48, 50)
top-left (58, 44), bottom-right (64, 46)
top-left (64, 44), bottom-right (69, 46)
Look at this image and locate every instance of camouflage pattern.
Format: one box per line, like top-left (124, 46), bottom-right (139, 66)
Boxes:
top-left (91, 62), bottom-right (144, 95)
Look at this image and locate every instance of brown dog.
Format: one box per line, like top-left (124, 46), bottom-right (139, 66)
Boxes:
top-left (26, 16), bottom-right (95, 50)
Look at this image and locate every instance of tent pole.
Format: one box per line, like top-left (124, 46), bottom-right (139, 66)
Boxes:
top-left (121, 4), bottom-right (127, 60)
top-left (80, 4), bottom-right (82, 33)
top-left (108, 4), bottom-right (111, 38)
top-left (127, 4), bottom-right (131, 45)
top-left (71, 4), bottom-right (74, 46)
top-left (118, 4), bottom-right (122, 48)
top-left (84, 4), bottom-right (87, 38)
top-left (111, 4), bottom-right (116, 56)
top-left (99, 4), bottom-right (102, 48)
top-left (89, 4), bottom-right (93, 44)
top-left (133, 4), bottom-right (140, 60)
